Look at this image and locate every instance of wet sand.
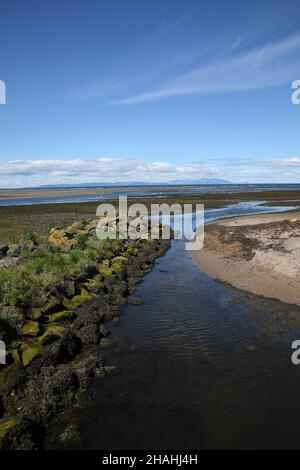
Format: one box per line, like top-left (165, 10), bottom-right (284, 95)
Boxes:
top-left (193, 211), bottom-right (300, 306)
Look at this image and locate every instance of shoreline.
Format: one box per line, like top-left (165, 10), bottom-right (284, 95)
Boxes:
top-left (0, 220), bottom-right (171, 449)
top-left (193, 211), bottom-right (300, 306)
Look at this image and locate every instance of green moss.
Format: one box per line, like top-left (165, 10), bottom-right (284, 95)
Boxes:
top-left (111, 256), bottom-right (127, 273)
top-left (10, 349), bottom-right (21, 364)
top-left (47, 310), bottom-right (76, 323)
top-left (8, 339), bottom-right (21, 350)
top-left (20, 320), bottom-right (41, 337)
top-left (99, 267), bottom-right (114, 279)
top-left (22, 345), bottom-right (42, 367)
top-left (124, 246), bottom-right (138, 257)
top-left (39, 325), bottom-right (65, 345)
top-left (84, 275), bottom-right (104, 294)
top-left (62, 288), bottom-right (94, 310)
top-left (0, 418), bottom-right (17, 439)
top-left (42, 297), bottom-right (62, 315)
top-left (31, 307), bottom-right (43, 320)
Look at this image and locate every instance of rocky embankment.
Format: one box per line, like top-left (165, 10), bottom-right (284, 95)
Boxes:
top-left (193, 211), bottom-right (300, 306)
top-left (0, 217), bottom-right (170, 449)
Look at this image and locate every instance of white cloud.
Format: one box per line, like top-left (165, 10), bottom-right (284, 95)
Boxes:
top-left (0, 158), bottom-right (223, 188)
top-left (1, 156), bottom-right (300, 188)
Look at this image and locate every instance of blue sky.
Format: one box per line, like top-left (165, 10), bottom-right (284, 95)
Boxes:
top-left (0, 0), bottom-right (300, 187)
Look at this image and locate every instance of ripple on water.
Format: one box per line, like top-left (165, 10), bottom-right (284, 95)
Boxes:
top-left (46, 202), bottom-right (300, 450)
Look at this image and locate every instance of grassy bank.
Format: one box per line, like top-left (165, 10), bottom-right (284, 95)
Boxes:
top-left (0, 214), bottom-right (171, 448)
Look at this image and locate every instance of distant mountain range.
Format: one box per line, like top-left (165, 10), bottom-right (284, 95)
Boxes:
top-left (33, 178), bottom-right (231, 189)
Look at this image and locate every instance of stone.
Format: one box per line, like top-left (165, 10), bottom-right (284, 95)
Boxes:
top-left (0, 418), bottom-right (16, 440)
top-left (20, 240), bottom-right (37, 253)
top-left (47, 310), bottom-right (76, 323)
top-left (63, 278), bottom-right (76, 297)
top-left (0, 245), bottom-right (8, 257)
top-left (129, 297), bottom-right (143, 305)
top-left (0, 257), bottom-right (22, 269)
top-left (22, 345), bottom-right (42, 367)
top-left (76, 324), bottom-right (100, 345)
top-left (84, 275), bottom-right (104, 294)
top-left (0, 363), bottom-right (21, 388)
top-left (48, 228), bottom-right (73, 249)
top-left (99, 324), bottom-right (109, 337)
top-left (111, 256), bottom-right (128, 273)
top-left (99, 267), bottom-right (114, 279)
top-left (10, 349), bottom-right (21, 364)
top-left (57, 331), bottom-right (82, 361)
top-left (42, 297), bottom-right (62, 315)
top-left (62, 288), bottom-right (94, 310)
top-left (20, 321), bottom-right (41, 337)
top-left (59, 423), bottom-right (80, 444)
top-left (39, 325), bottom-right (65, 345)
top-left (7, 244), bottom-right (21, 256)
top-left (31, 308), bottom-right (43, 320)
top-left (65, 221), bottom-right (84, 234)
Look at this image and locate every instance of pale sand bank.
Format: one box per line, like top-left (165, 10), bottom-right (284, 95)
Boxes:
top-left (193, 211), bottom-right (300, 306)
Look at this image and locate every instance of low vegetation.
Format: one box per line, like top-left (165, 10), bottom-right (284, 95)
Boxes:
top-left (1, 190), bottom-right (300, 243)
top-left (0, 218), bottom-right (157, 345)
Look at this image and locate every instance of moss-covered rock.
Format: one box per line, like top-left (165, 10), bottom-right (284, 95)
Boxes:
top-left (39, 325), bottom-right (65, 345)
top-left (42, 297), bottom-right (63, 315)
top-left (102, 258), bottom-right (110, 266)
top-left (47, 310), bottom-right (76, 323)
top-left (84, 275), bottom-right (104, 294)
top-left (99, 267), bottom-right (114, 279)
top-left (21, 320), bottom-right (41, 337)
top-left (62, 288), bottom-right (94, 310)
top-left (124, 246), bottom-right (138, 257)
top-left (0, 418), bottom-right (16, 439)
top-left (111, 256), bottom-right (128, 273)
top-left (10, 348), bottom-right (21, 364)
top-left (22, 345), bottom-right (42, 367)
top-left (31, 308), bottom-right (43, 320)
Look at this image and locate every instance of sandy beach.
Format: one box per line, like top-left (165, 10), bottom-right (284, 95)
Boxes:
top-left (193, 211), bottom-right (300, 306)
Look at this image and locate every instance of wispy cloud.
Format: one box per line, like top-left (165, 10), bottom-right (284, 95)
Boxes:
top-left (113, 31), bottom-right (300, 104)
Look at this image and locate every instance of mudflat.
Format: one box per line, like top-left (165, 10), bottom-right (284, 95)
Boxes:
top-left (193, 211), bottom-right (300, 306)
